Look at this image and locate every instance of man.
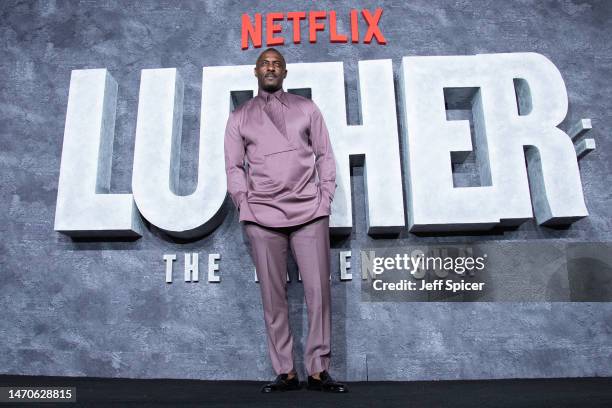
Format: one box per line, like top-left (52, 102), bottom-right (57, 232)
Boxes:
top-left (224, 48), bottom-right (348, 394)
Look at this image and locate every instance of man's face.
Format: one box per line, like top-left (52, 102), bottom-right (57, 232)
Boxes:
top-left (254, 51), bottom-right (287, 92)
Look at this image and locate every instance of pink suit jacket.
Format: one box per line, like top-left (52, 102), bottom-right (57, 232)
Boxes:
top-left (224, 88), bottom-right (337, 228)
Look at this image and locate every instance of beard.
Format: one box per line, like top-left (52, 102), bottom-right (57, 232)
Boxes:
top-left (259, 75), bottom-right (283, 92)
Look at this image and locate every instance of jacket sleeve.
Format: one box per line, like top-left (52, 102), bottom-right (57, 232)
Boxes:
top-left (309, 103), bottom-right (337, 207)
top-left (224, 110), bottom-right (248, 211)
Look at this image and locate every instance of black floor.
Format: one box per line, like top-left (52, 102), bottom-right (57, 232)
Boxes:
top-left (1, 375), bottom-right (612, 407)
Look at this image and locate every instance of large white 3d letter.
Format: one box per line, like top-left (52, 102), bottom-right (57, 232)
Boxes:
top-left (401, 53), bottom-right (588, 231)
top-left (54, 69), bottom-right (142, 237)
top-left (132, 68), bottom-right (232, 238)
top-left (285, 60), bottom-right (405, 234)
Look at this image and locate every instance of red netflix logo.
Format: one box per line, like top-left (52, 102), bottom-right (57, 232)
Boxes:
top-left (241, 8), bottom-right (387, 49)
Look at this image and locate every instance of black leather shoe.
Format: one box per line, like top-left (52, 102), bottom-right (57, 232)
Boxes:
top-left (307, 370), bottom-right (348, 393)
top-left (260, 373), bottom-right (301, 393)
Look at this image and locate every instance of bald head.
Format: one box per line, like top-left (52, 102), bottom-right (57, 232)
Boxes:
top-left (256, 48), bottom-right (286, 68)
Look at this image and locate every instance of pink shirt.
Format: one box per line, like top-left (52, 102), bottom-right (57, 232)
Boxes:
top-left (224, 87), bottom-right (337, 227)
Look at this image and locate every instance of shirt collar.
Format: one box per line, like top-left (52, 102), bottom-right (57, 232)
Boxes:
top-left (257, 87), bottom-right (289, 107)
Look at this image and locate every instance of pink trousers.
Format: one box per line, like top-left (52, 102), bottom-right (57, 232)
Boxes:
top-left (244, 215), bottom-right (331, 376)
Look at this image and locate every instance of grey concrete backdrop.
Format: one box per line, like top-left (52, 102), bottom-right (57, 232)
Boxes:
top-left (1, 0), bottom-right (611, 381)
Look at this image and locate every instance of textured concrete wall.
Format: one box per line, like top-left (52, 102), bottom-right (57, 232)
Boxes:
top-left (1, 0), bottom-right (611, 381)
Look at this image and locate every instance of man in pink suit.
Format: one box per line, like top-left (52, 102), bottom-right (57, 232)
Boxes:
top-left (224, 48), bottom-right (348, 393)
